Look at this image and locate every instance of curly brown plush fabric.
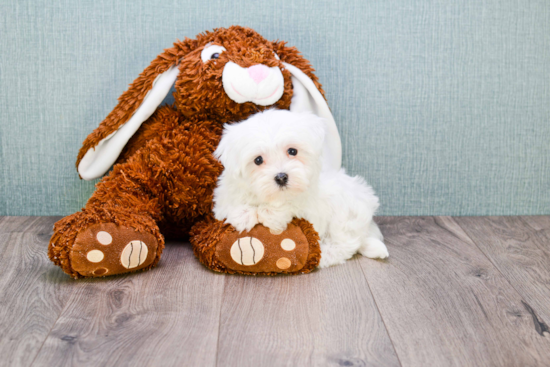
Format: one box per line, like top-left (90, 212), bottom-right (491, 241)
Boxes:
top-left (49, 26), bottom-right (325, 278)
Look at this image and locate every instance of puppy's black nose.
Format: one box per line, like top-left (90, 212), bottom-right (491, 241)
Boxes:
top-left (274, 172), bottom-right (288, 187)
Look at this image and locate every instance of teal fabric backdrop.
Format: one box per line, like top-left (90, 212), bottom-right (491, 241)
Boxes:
top-left (1, 0), bottom-right (549, 216)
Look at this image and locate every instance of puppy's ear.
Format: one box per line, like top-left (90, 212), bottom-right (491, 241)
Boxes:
top-left (298, 113), bottom-right (327, 156)
top-left (273, 41), bottom-right (342, 171)
top-left (310, 117), bottom-right (327, 151)
top-left (77, 39), bottom-right (197, 180)
top-left (213, 125), bottom-right (232, 165)
top-left (213, 124), bottom-right (249, 180)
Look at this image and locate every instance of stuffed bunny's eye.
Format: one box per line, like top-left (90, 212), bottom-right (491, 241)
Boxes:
top-left (254, 156), bottom-right (263, 165)
top-left (288, 148), bottom-right (298, 156)
top-left (201, 44), bottom-right (226, 62)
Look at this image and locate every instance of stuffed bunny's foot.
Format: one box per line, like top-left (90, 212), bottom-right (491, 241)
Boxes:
top-left (191, 217), bottom-right (321, 275)
top-left (70, 223), bottom-right (159, 277)
top-left (49, 211), bottom-right (164, 278)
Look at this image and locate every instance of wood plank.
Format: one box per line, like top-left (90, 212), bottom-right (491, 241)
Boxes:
top-left (0, 216), bottom-right (74, 367)
top-left (217, 258), bottom-right (400, 367)
top-left (360, 217), bottom-right (550, 367)
top-left (32, 240), bottom-right (225, 367)
top-left (454, 216), bottom-right (550, 329)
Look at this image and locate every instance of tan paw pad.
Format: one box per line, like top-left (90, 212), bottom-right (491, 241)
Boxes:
top-left (120, 241), bottom-right (149, 269)
top-left (96, 231), bottom-right (112, 245)
top-left (93, 268), bottom-right (108, 276)
top-left (230, 237), bottom-right (265, 266)
top-left (86, 250), bottom-right (104, 263)
top-left (280, 238), bottom-right (296, 251)
top-left (276, 257), bottom-right (291, 269)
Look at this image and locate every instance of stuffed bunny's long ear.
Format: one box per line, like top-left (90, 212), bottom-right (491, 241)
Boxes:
top-left (78, 65), bottom-right (179, 180)
top-left (283, 62), bottom-right (342, 171)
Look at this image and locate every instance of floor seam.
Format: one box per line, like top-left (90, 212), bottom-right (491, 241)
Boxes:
top-left (27, 281), bottom-right (75, 367)
top-left (214, 276), bottom-right (226, 367)
top-left (356, 256), bottom-right (405, 367)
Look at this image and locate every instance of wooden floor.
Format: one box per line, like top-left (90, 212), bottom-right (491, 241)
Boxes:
top-left (1, 216), bottom-right (549, 367)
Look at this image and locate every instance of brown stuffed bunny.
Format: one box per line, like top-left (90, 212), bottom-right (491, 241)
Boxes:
top-left (48, 26), bottom-right (343, 278)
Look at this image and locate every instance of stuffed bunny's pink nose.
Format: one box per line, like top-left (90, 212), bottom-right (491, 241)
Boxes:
top-left (248, 64), bottom-right (270, 84)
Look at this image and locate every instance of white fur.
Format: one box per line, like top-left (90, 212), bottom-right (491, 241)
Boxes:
top-left (213, 109), bottom-right (388, 268)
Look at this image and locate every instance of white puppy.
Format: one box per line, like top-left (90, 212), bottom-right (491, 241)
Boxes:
top-left (213, 109), bottom-right (388, 268)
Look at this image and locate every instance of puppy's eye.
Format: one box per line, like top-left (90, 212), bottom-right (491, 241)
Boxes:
top-left (201, 44), bottom-right (226, 62)
top-left (288, 148), bottom-right (298, 156)
top-left (254, 156), bottom-right (263, 165)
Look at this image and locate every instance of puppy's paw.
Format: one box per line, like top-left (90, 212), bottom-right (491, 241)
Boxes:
top-left (360, 238), bottom-right (389, 259)
top-left (318, 245), bottom-right (347, 268)
top-left (261, 219), bottom-right (289, 235)
top-left (257, 207), bottom-right (291, 234)
top-left (226, 206), bottom-right (259, 233)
